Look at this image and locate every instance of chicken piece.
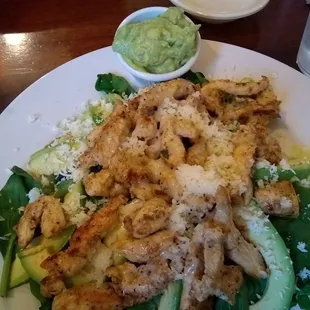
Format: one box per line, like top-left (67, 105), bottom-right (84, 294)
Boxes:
top-left (213, 265), bottom-right (243, 304)
top-left (130, 181), bottom-right (170, 202)
top-left (250, 121), bottom-right (282, 164)
top-left (41, 200), bottom-right (67, 239)
top-left (86, 101), bottom-right (127, 148)
top-left (201, 86), bottom-right (225, 117)
top-left (52, 285), bottom-right (123, 310)
top-left (109, 182), bottom-right (129, 197)
top-left (221, 100), bottom-right (279, 124)
top-left (132, 79), bottom-right (195, 117)
top-left (148, 158), bottom-right (183, 199)
top-left (112, 230), bottom-right (175, 263)
top-left (106, 257), bottom-right (173, 307)
top-left (17, 196), bottom-right (66, 249)
top-left (80, 115), bottom-right (130, 168)
top-left (178, 91), bottom-right (207, 114)
top-left (132, 116), bottom-right (157, 141)
top-left (207, 76), bottom-right (269, 96)
top-left (146, 131), bottom-right (162, 159)
top-left (108, 150), bottom-right (149, 186)
top-left (230, 126), bottom-right (256, 204)
top-left (186, 137), bottom-right (208, 166)
top-left (120, 199), bottom-right (145, 233)
top-left (131, 198), bottom-right (171, 238)
top-left (160, 118), bottom-right (185, 167)
top-left (255, 180), bottom-right (299, 217)
top-left (41, 195), bottom-right (127, 297)
top-left (214, 187), bottom-right (267, 279)
top-left (83, 169), bottom-right (114, 197)
top-left (255, 85), bottom-right (280, 107)
top-left (181, 223), bottom-right (223, 310)
top-left (174, 118), bottom-right (199, 140)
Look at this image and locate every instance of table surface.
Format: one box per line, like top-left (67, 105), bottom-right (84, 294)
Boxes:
top-left (0, 0), bottom-right (309, 112)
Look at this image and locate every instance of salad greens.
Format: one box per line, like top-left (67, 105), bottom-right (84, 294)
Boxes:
top-left (0, 166), bottom-right (40, 296)
top-left (254, 164), bottom-right (310, 309)
top-left (95, 73), bottom-right (135, 96)
top-left (29, 279), bottom-right (52, 310)
top-left (181, 70), bottom-right (209, 86)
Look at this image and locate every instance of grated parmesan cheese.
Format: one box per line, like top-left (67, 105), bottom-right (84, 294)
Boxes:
top-left (298, 267), bottom-right (310, 280)
top-left (297, 242), bottom-right (308, 253)
top-left (27, 187), bottom-right (41, 203)
top-left (176, 164), bottom-right (223, 197)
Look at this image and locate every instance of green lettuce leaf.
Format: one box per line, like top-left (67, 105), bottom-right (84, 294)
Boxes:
top-left (181, 70), bottom-right (209, 86)
top-left (95, 73), bottom-right (135, 96)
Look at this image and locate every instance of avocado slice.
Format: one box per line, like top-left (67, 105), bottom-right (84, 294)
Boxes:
top-left (18, 247), bottom-right (50, 282)
top-left (235, 201), bottom-right (295, 310)
top-left (9, 256), bottom-right (29, 289)
top-left (18, 226), bottom-right (75, 283)
top-left (158, 280), bottom-right (183, 310)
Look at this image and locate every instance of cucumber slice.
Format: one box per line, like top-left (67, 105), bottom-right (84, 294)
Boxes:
top-left (158, 280), bottom-right (183, 310)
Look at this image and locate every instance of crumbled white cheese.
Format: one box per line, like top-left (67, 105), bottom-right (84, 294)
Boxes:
top-left (257, 179), bottom-right (265, 188)
top-left (297, 242), bottom-right (308, 253)
top-left (280, 197), bottom-right (292, 209)
top-left (27, 187), bottom-right (41, 203)
top-left (17, 206), bottom-right (25, 214)
top-left (300, 178), bottom-right (310, 188)
top-left (291, 304), bottom-right (303, 310)
top-left (176, 164), bottom-right (223, 197)
top-left (40, 175), bottom-right (50, 187)
top-left (279, 159), bottom-right (295, 174)
top-left (298, 267), bottom-right (310, 280)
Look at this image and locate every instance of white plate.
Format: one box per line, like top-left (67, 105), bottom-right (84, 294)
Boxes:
top-left (1, 40), bottom-right (310, 309)
top-left (170, 0), bottom-right (270, 23)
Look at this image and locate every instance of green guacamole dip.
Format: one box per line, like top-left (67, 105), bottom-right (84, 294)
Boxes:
top-left (112, 8), bottom-right (200, 74)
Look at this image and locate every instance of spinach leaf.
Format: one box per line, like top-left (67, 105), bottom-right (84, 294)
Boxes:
top-left (11, 166), bottom-right (41, 190)
top-left (29, 279), bottom-right (52, 310)
top-left (0, 167), bottom-right (40, 296)
top-left (181, 70), bottom-right (209, 86)
top-left (54, 179), bottom-right (74, 200)
top-left (95, 73), bottom-right (135, 96)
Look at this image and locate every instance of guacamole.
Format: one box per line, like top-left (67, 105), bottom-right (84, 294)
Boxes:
top-left (112, 8), bottom-right (200, 74)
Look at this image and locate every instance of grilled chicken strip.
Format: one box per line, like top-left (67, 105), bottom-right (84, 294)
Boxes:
top-left (130, 181), bottom-right (170, 202)
top-left (83, 169), bottom-right (114, 197)
top-left (108, 150), bottom-right (149, 186)
top-left (52, 285), bottom-right (123, 310)
top-left (206, 76), bottom-right (269, 96)
top-left (80, 101), bottom-right (131, 168)
top-left (214, 187), bottom-right (267, 279)
top-left (148, 158), bottom-right (183, 199)
top-left (255, 180), bottom-right (299, 217)
top-left (130, 198), bottom-right (171, 238)
top-left (106, 257), bottom-right (174, 307)
top-left (111, 230), bottom-right (175, 263)
top-left (17, 196), bottom-right (66, 249)
top-left (131, 79), bottom-right (196, 118)
top-left (41, 195), bottom-right (127, 297)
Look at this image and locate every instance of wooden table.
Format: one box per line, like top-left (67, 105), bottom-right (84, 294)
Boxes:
top-left (0, 0), bottom-right (308, 112)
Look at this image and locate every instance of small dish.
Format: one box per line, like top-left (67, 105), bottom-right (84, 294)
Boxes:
top-left (170, 0), bottom-right (270, 23)
top-left (114, 7), bottom-right (201, 82)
